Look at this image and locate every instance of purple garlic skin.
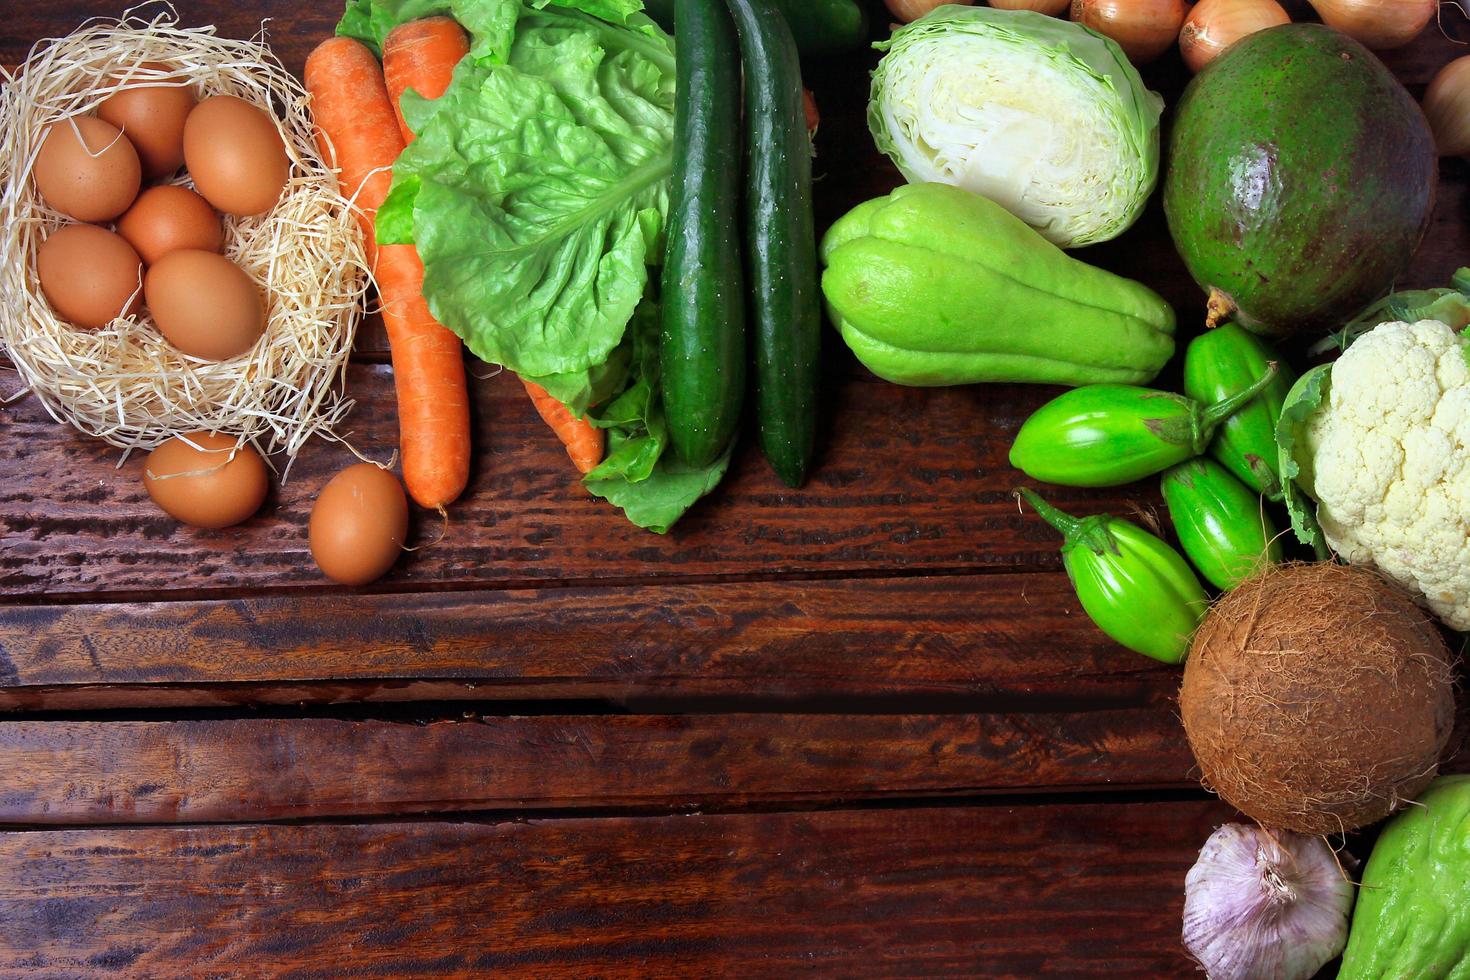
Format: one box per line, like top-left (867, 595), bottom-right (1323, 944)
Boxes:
top-left (1183, 823), bottom-right (1353, 980)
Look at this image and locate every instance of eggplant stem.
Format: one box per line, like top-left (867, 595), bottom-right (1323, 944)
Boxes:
top-left (1014, 487), bottom-right (1081, 538)
top-left (1197, 362), bottom-right (1280, 448)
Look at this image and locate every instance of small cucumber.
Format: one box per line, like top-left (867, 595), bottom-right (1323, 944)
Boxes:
top-left (660, 0), bottom-right (746, 469)
top-left (727, 0), bottom-right (820, 486)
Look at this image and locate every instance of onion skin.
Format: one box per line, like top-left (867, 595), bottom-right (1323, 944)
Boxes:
top-left (1424, 56), bottom-right (1470, 156)
top-left (1179, 0), bottom-right (1291, 72)
top-left (1307, 0), bottom-right (1436, 49)
top-left (885, 0), bottom-right (973, 22)
top-left (1071, 0), bottom-right (1192, 63)
top-left (991, 0), bottom-right (1071, 13)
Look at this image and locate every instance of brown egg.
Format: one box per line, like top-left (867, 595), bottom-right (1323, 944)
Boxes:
top-left (32, 116), bottom-right (141, 222)
top-left (143, 431), bottom-right (268, 529)
top-left (183, 95), bottom-right (289, 216)
top-left (309, 464), bottom-right (409, 585)
top-left (144, 250), bottom-right (265, 361)
top-left (116, 185), bottom-right (223, 265)
top-left (36, 223), bottom-right (143, 329)
top-left (96, 65), bottom-right (197, 179)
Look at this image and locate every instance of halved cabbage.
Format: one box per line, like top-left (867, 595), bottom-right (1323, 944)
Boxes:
top-left (869, 7), bottom-right (1163, 249)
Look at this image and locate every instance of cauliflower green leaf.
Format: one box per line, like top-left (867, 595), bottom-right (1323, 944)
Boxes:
top-left (1276, 363), bottom-right (1331, 558)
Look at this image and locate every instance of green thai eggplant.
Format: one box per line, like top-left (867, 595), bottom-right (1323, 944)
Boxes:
top-left (1016, 488), bottom-right (1208, 664)
top-left (1183, 324), bottom-right (1296, 500)
top-left (1340, 775), bottom-right (1470, 979)
top-left (1160, 458), bottom-right (1281, 591)
top-left (1009, 364), bottom-right (1279, 487)
top-left (819, 183), bottom-right (1176, 388)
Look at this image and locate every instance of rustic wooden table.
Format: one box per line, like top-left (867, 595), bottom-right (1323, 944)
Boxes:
top-left (2, 1), bottom-right (1466, 975)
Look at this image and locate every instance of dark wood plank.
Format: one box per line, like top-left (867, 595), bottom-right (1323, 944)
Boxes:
top-left (0, 801), bottom-right (1231, 975)
top-left (0, 574), bottom-right (1176, 708)
top-left (0, 712), bottom-right (1193, 824)
top-left (2, 366), bottom-right (1159, 600)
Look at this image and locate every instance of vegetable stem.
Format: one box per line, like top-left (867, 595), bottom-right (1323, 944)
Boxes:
top-left (1198, 361), bottom-right (1279, 444)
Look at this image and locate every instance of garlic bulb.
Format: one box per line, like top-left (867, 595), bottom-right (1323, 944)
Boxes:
top-left (1307, 0), bottom-right (1437, 49)
top-left (1424, 56), bottom-right (1470, 157)
top-left (886, 0), bottom-right (973, 22)
top-left (1183, 824), bottom-right (1353, 980)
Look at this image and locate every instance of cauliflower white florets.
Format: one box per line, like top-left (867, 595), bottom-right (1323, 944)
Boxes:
top-left (1305, 319), bottom-right (1470, 629)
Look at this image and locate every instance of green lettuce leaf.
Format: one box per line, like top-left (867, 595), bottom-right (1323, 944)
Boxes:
top-left (584, 446), bottom-right (732, 534)
top-left (373, 2), bottom-right (674, 402)
top-left (580, 297), bottom-right (730, 533)
top-left (337, 0), bottom-right (724, 533)
top-left (338, 0), bottom-right (646, 59)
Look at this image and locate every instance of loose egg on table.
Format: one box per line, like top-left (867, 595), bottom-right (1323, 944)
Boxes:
top-left (143, 431), bottom-right (269, 529)
top-left (116, 185), bottom-right (223, 265)
top-left (144, 249), bottom-right (265, 360)
top-left (36, 223), bottom-right (142, 329)
top-left (96, 63), bottom-right (196, 179)
top-left (183, 95), bottom-right (289, 216)
top-left (309, 463), bottom-right (409, 586)
top-left (32, 116), bottom-right (140, 222)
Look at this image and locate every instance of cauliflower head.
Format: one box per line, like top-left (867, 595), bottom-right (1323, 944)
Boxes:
top-left (1303, 319), bottom-right (1470, 629)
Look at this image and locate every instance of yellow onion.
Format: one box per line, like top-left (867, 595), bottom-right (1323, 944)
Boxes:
top-left (1306, 0), bottom-right (1436, 48)
top-left (1179, 0), bottom-right (1290, 72)
top-left (1071, 0), bottom-right (1192, 63)
top-left (886, 0), bottom-right (974, 22)
top-left (1423, 55), bottom-right (1470, 156)
top-left (991, 0), bottom-right (1072, 14)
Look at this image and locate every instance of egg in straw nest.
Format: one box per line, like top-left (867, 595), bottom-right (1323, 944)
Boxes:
top-left (0, 6), bottom-right (369, 461)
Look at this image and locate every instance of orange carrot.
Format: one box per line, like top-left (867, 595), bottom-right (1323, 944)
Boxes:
top-left (378, 18), bottom-right (601, 477)
top-left (382, 17), bottom-right (469, 145)
top-left (521, 379), bottom-right (606, 475)
top-left (305, 36), bottom-right (471, 510)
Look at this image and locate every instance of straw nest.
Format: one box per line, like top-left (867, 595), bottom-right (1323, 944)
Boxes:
top-left (0, 5), bottom-right (369, 459)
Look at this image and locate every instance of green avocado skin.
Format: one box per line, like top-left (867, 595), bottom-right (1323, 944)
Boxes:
top-left (1339, 775), bottom-right (1470, 979)
top-left (1164, 24), bottom-right (1436, 338)
top-left (820, 183), bottom-right (1176, 388)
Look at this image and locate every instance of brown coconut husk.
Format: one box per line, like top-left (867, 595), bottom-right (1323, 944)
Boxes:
top-left (1179, 562), bottom-right (1456, 835)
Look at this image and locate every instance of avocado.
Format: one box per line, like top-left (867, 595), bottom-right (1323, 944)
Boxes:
top-left (1164, 24), bottom-right (1436, 338)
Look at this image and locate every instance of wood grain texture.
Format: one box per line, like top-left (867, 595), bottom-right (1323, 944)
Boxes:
top-left (0, 574), bottom-right (1176, 708)
top-left (4, 0), bottom-right (1470, 610)
top-left (1, 365), bottom-right (1156, 600)
top-left (0, 712), bottom-right (1195, 824)
top-left (0, 801), bottom-right (1234, 975)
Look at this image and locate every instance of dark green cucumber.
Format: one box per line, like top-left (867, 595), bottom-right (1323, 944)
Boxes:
top-left (661, 0), bottom-right (745, 469)
top-left (727, 0), bottom-right (820, 487)
top-left (645, 0), bottom-right (868, 57)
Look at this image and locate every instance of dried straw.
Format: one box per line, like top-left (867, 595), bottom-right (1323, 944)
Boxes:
top-left (0, 4), bottom-right (369, 461)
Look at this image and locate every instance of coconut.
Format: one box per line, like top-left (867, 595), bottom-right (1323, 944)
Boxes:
top-left (1180, 562), bottom-right (1456, 835)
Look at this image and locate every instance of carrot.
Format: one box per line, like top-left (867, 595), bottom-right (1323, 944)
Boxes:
top-left (521, 379), bottom-right (606, 475)
top-left (377, 18), bottom-right (601, 477)
top-left (382, 17), bottom-right (469, 145)
top-left (305, 36), bottom-right (471, 510)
